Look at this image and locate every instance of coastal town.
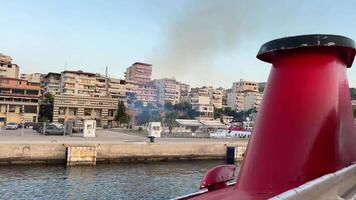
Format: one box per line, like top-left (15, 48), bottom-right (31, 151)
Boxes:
top-left (0, 52), bottom-right (266, 133)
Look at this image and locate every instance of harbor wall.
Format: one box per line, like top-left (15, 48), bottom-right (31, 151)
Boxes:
top-left (0, 142), bottom-right (247, 164)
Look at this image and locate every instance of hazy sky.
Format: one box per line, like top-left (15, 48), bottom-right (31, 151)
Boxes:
top-left (1, 0), bottom-right (356, 88)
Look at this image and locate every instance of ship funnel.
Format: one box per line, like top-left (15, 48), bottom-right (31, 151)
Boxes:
top-left (233, 34), bottom-right (356, 199)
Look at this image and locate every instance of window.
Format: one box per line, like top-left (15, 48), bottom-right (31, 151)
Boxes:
top-left (59, 107), bottom-right (66, 115)
top-left (9, 105), bottom-right (16, 112)
top-left (84, 109), bottom-right (92, 116)
top-left (24, 106), bottom-right (37, 113)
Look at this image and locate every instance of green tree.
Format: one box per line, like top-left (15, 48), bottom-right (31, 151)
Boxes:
top-left (164, 102), bottom-right (173, 110)
top-left (350, 88), bottom-right (356, 100)
top-left (116, 101), bottom-right (129, 125)
top-left (39, 93), bottom-right (54, 122)
top-left (164, 111), bottom-right (177, 134)
top-left (353, 109), bottom-right (356, 118)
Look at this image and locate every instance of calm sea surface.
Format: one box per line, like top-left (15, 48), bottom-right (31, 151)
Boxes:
top-left (0, 160), bottom-right (236, 200)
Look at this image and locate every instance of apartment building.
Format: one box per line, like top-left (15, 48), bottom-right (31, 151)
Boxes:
top-left (0, 77), bottom-right (41, 126)
top-left (154, 78), bottom-right (180, 106)
top-left (232, 79), bottom-right (259, 92)
top-left (53, 95), bottom-right (118, 127)
top-left (20, 73), bottom-right (42, 85)
top-left (244, 91), bottom-right (263, 111)
top-left (227, 91), bottom-right (245, 111)
top-left (0, 53), bottom-right (19, 78)
top-left (109, 78), bottom-right (126, 102)
top-left (179, 82), bottom-right (190, 102)
top-left (42, 72), bottom-right (61, 95)
top-left (125, 80), bottom-right (157, 107)
top-left (208, 87), bottom-right (223, 109)
top-left (125, 62), bottom-right (152, 85)
top-left (60, 70), bottom-right (96, 96)
top-left (227, 90), bottom-right (262, 111)
top-left (190, 87), bottom-right (214, 120)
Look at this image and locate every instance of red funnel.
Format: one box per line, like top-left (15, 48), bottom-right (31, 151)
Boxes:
top-left (191, 34), bottom-right (356, 200)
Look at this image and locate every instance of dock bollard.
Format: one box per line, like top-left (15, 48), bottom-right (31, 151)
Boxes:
top-left (226, 146), bottom-right (235, 164)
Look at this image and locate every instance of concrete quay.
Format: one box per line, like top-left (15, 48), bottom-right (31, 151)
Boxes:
top-left (0, 129), bottom-right (248, 165)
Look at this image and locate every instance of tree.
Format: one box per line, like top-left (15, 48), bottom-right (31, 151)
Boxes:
top-left (39, 93), bottom-right (54, 122)
top-left (116, 101), bottom-right (129, 125)
top-left (350, 88), bottom-right (356, 100)
top-left (353, 109), bottom-right (356, 118)
top-left (134, 101), bottom-right (144, 109)
top-left (164, 111), bottom-right (177, 134)
top-left (164, 102), bottom-right (173, 110)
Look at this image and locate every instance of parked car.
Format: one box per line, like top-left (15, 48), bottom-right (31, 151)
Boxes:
top-left (43, 124), bottom-right (64, 135)
top-left (5, 122), bottom-right (18, 130)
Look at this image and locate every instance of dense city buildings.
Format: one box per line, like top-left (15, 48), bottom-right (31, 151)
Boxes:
top-left (0, 77), bottom-right (41, 126)
top-left (0, 52), bottom-right (268, 126)
top-left (190, 87), bottom-right (214, 120)
top-left (125, 62), bottom-right (152, 85)
top-left (0, 53), bottom-right (19, 78)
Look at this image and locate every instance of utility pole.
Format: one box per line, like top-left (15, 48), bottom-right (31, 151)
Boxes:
top-left (105, 66), bottom-right (109, 97)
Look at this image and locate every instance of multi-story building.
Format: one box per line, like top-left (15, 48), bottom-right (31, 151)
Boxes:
top-left (53, 95), bottom-right (118, 127)
top-left (154, 78), bottom-right (180, 106)
top-left (179, 82), bottom-right (190, 102)
top-left (232, 79), bottom-right (259, 92)
top-left (42, 72), bottom-right (61, 95)
top-left (20, 73), bottom-right (42, 84)
top-left (190, 87), bottom-right (214, 120)
top-left (0, 53), bottom-right (19, 78)
top-left (125, 80), bottom-right (157, 107)
top-left (244, 91), bottom-right (263, 111)
top-left (258, 82), bottom-right (267, 93)
top-left (227, 91), bottom-right (245, 111)
top-left (125, 62), bottom-right (152, 85)
top-left (60, 70), bottom-right (96, 96)
top-left (108, 78), bottom-right (126, 102)
top-left (0, 77), bottom-right (41, 126)
top-left (208, 87), bottom-right (223, 109)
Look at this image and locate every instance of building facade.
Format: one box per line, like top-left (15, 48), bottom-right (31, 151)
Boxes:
top-left (154, 78), bottom-right (180, 106)
top-left (0, 53), bottom-right (19, 78)
top-left (53, 95), bottom-right (118, 127)
top-left (42, 72), bottom-right (61, 95)
top-left (125, 62), bottom-right (152, 85)
top-left (232, 79), bottom-right (259, 92)
top-left (0, 78), bottom-right (41, 126)
top-left (208, 87), bottom-right (223, 109)
top-left (179, 82), bottom-right (190, 102)
top-left (20, 73), bottom-right (42, 85)
top-left (190, 87), bottom-right (214, 120)
top-left (60, 71), bottom-right (96, 96)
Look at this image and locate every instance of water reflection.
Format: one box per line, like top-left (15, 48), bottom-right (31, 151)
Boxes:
top-left (0, 160), bottom-right (237, 200)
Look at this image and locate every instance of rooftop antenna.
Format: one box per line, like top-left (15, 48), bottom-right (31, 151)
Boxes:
top-left (64, 61), bottom-right (67, 71)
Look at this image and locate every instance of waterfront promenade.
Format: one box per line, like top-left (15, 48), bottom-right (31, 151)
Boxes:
top-left (0, 129), bottom-right (248, 164)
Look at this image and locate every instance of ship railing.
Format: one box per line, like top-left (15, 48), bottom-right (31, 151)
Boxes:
top-left (271, 163), bottom-right (356, 200)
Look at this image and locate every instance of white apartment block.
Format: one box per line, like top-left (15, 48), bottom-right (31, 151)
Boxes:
top-left (244, 91), bottom-right (263, 111)
top-left (227, 91), bottom-right (245, 111)
top-left (154, 78), bottom-right (180, 106)
top-left (190, 87), bottom-right (214, 120)
top-left (125, 80), bottom-right (157, 107)
top-left (0, 53), bottom-right (19, 78)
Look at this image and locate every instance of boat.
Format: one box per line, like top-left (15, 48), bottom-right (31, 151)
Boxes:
top-left (176, 34), bottom-right (356, 199)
